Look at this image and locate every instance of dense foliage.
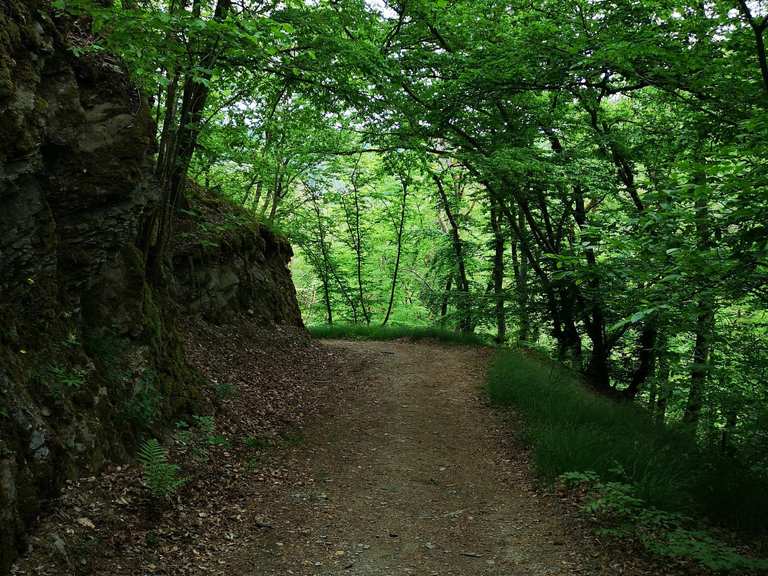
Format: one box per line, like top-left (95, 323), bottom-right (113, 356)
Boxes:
top-left (488, 350), bottom-right (768, 570)
top-left (488, 351), bottom-right (768, 531)
top-left (60, 0), bottom-right (767, 542)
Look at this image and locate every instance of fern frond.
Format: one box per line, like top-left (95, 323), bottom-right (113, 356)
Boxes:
top-left (137, 438), bottom-right (186, 499)
top-left (138, 438), bottom-right (166, 467)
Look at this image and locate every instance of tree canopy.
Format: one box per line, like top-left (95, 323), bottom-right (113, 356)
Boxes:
top-left (60, 0), bottom-right (768, 484)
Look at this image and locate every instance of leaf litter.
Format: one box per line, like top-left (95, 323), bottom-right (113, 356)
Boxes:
top-left (11, 331), bottom-right (718, 576)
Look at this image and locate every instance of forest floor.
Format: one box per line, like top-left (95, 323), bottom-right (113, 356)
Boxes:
top-left (229, 339), bottom-right (616, 576)
top-left (13, 331), bottom-right (674, 576)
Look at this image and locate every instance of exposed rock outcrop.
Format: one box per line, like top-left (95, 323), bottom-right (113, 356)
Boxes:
top-left (170, 185), bottom-right (303, 326)
top-left (0, 2), bottom-right (303, 572)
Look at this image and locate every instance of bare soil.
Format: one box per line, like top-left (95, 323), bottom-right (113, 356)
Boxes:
top-left (12, 334), bottom-right (666, 576)
top-left (229, 340), bottom-right (613, 575)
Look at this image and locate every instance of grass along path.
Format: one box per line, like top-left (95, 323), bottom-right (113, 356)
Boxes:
top-left (488, 350), bottom-right (768, 573)
top-left (307, 324), bottom-right (490, 345)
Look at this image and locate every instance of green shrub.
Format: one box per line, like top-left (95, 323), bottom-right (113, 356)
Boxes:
top-left (244, 435), bottom-right (272, 450)
top-left (63, 331), bottom-right (80, 349)
top-left (83, 332), bottom-right (130, 390)
top-left (175, 416), bottom-right (229, 461)
top-left (48, 365), bottom-right (86, 391)
top-left (173, 419), bottom-right (196, 448)
top-left (207, 434), bottom-right (230, 448)
top-left (487, 350), bottom-right (768, 531)
top-left (214, 382), bottom-right (237, 400)
top-left (125, 369), bottom-right (160, 429)
top-left (563, 473), bottom-right (768, 573)
top-left (192, 415), bottom-right (215, 436)
top-left (137, 439), bottom-right (186, 499)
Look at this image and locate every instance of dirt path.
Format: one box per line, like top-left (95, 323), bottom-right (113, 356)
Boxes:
top-left (232, 340), bottom-right (601, 575)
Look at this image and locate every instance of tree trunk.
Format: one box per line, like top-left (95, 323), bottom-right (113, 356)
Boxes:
top-left (550, 280), bottom-right (583, 366)
top-left (509, 218), bottom-right (530, 343)
top-left (251, 180), bottom-right (263, 211)
top-left (736, 0), bottom-right (768, 95)
top-left (268, 178), bottom-right (282, 222)
top-left (433, 173), bottom-right (472, 333)
top-left (240, 172), bottom-right (260, 207)
top-left (155, 70), bottom-right (180, 181)
top-left (683, 162), bottom-right (714, 427)
top-left (353, 185), bottom-right (371, 324)
top-left (439, 275), bottom-right (452, 326)
top-left (483, 178), bottom-right (579, 357)
top-left (503, 196), bottom-right (570, 352)
top-left (684, 305), bottom-right (714, 425)
top-left (624, 324), bottom-right (659, 399)
top-left (656, 366), bottom-right (671, 424)
top-left (648, 370), bottom-right (658, 411)
top-left (146, 0), bottom-right (232, 279)
top-left (720, 406), bottom-right (738, 456)
top-left (489, 197), bottom-right (506, 343)
top-left (382, 178), bottom-right (408, 326)
top-left (309, 190), bottom-right (333, 324)
top-left (573, 184), bottom-right (610, 388)
top-left (340, 168), bottom-right (371, 325)
top-left (321, 266), bottom-right (333, 325)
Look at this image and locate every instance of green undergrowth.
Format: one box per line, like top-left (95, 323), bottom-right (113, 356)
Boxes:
top-left (560, 471), bottom-right (768, 573)
top-left (308, 324), bottom-right (490, 346)
top-left (488, 350), bottom-right (768, 571)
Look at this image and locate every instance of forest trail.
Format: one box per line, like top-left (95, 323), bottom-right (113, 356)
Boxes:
top-left (233, 340), bottom-right (600, 575)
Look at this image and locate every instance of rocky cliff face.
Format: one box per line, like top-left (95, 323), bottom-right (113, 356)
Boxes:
top-left (0, 2), bottom-right (302, 572)
top-left (170, 184), bottom-right (303, 326)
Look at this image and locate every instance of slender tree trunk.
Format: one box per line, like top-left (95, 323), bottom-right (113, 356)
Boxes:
top-left (321, 263), bottom-right (333, 325)
top-left (268, 178), bottom-right (282, 222)
top-left (439, 275), bottom-right (452, 325)
top-left (382, 178), bottom-right (408, 326)
top-left (258, 187), bottom-right (271, 219)
top-left (352, 185), bottom-right (370, 324)
top-left (330, 265), bottom-right (357, 323)
top-left (648, 369), bottom-right (658, 411)
top-left (573, 184), bottom-right (610, 388)
top-left (509, 217), bottom-right (530, 343)
top-left (656, 345), bottom-right (671, 424)
top-left (736, 0), bottom-right (768, 95)
top-left (684, 306), bottom-right (714, 425)
top-left (153, 0), bottom-right (185, 178)
top-left (489, 197), bottom-right (506, 343)
top-left (433, 174), bottom-right (472, 333)
top-left (155, 70), bottom-right (180, 181)
top-left (482, 178), bottom-right (578, 357)
top-left (251, 181), bottom-right (263, 211)
top-left (154, 83), bottom-right (163, 130)
top-left (720, 406), bottom-right (738, 456)
top-left (307, 183), bottom-right (359, 322)
top-left (684, 164), bottom-right (714, 427)
top-left (146, 0), bottom-right (232, 278)
top-left (753, 25), bottom-right (768, 95)
top-left (339, 170), bottom-right (371, 325)
top-left (309, 191), bottom-right (333, 324)
top-left (625, 324), bottom-right (659, 400)
top-left (240, 172), bottom-right (260, 206)
top-left (558, 294), bottom-right (583, 366)
top-left (501, 195), bottom-right (567, 350)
